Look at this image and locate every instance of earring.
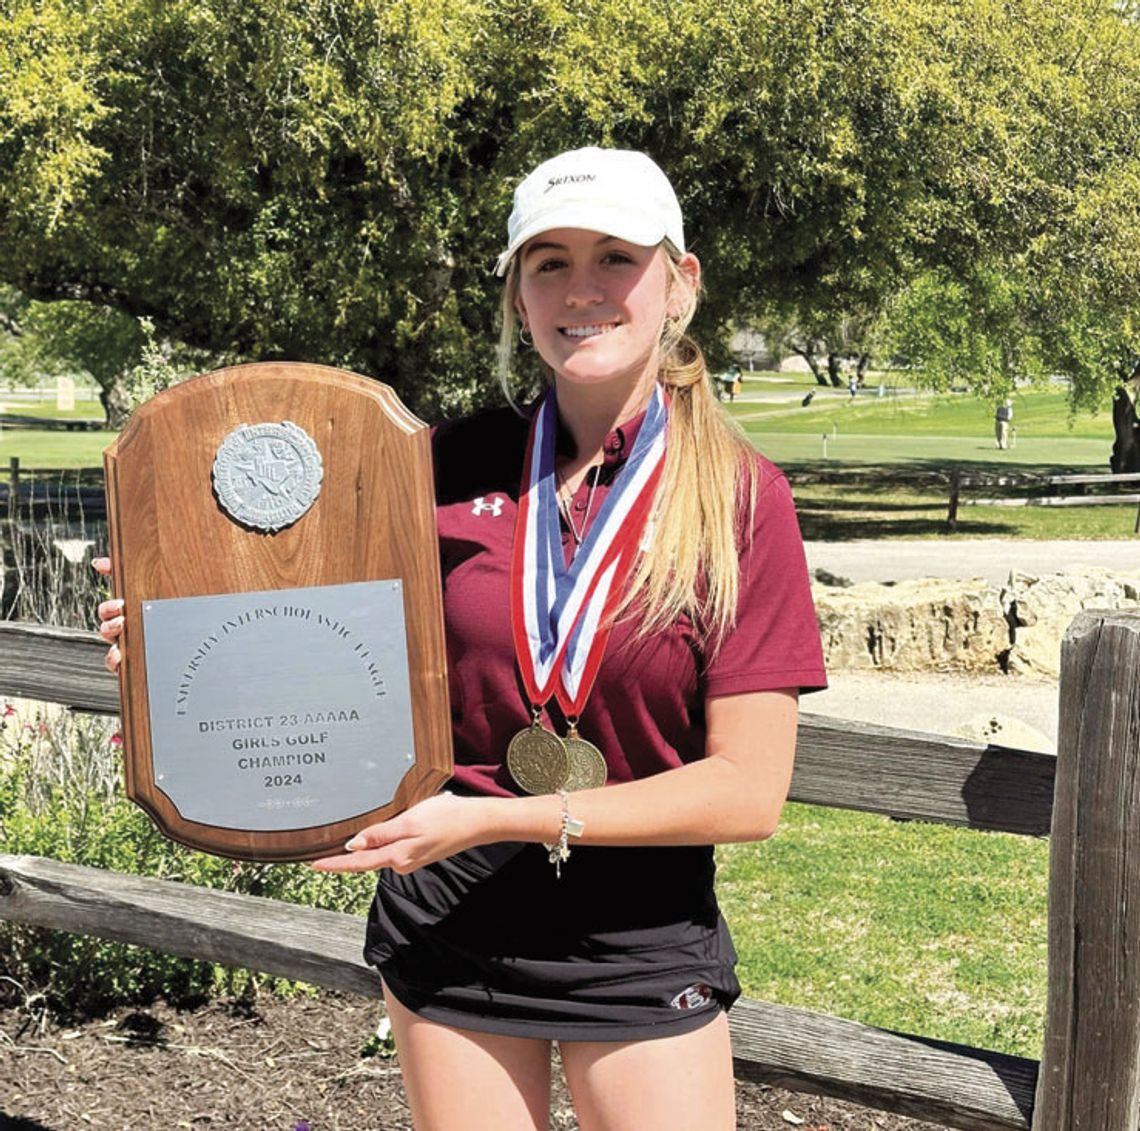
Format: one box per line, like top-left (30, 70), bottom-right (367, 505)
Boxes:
top-left (519, 325), bottom-right (533, 347)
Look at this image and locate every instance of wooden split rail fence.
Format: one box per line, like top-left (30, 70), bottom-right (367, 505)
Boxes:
top-left (0, 413), bottom-right (103, 432)
top-left (786, 466), bottom-right (1140, 535)
top-left (946, 470), bottom-right (1140, 533)
top-left (2, 613), bottom-right (1140, 1130)
top-left (7, 462), bottom-right (1140, 534)
top-left (2, 458), bottom-right (106, 522)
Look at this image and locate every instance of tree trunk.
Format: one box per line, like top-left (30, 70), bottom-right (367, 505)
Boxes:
top-left (827, 353), bottom-right (844, 388)
top-left (856, 352), bottom-right (871, 383)
top-left (793, 345), bottom-right (828, 386)
top-left (1110, 386), bottom-right (1140, 474)
top-left (100, 376), bottom-right (131, 429)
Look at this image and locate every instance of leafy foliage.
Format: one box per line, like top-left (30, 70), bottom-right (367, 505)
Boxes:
top-left (0, 0), bottom-right (1138, 415)
top-left (0, 704), bottom-right (375, 1015)
top-left (0, 287), bottom-right (209, 424)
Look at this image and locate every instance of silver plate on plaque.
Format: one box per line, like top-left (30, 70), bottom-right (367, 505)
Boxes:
top-left (212, 420), bottom-right (323, 532)
top-left (141, 580), bottom-right (414, 831)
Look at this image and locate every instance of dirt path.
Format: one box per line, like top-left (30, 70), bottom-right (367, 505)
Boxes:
top-left (1, 992), bottom-right (953, 1130)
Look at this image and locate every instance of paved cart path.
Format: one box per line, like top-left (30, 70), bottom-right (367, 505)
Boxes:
top-left (804, 538), bottom-right (1139, 586)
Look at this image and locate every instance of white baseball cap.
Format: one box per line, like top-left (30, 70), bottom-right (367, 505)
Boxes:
top-left (494, 147), bottom-right (685, 276)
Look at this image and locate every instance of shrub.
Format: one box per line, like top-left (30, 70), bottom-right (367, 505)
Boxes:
top-left (0, 702), bottom-right (376, 1017)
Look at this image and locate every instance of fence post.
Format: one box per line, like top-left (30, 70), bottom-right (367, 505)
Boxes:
top-left (945, 468), bottom-right (961, 532)
top-left (7, 455), bottom-right (18, 522)
top-left (1033, 609), bottom-right (1140, 1129)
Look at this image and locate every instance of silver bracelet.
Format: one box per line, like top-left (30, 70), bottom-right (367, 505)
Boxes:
top-left (543, 789), bottom-right (585, 878)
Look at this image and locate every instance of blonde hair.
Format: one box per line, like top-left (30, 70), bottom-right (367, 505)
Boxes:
top-left (497, 248), bottom-right (757, 646)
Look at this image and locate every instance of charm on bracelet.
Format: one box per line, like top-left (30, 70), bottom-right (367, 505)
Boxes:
top-left (543, 789), bottom-right (585, 878)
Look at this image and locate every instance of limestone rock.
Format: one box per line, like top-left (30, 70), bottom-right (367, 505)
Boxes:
top-left (813, 577), bottom-right (1009, 673)
top-left (1001, 568), bottom-right (1140, 677)
top-left (813, 567), bottom-right (1140, 677)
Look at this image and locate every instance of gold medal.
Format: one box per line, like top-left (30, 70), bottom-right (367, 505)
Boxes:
top-left (507, 720), bottom-right (569, 794)
top-left (563, 727), bottom-right (608, 791)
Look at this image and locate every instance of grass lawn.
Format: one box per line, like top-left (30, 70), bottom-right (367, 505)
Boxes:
top-left (4, 387), bottom-right (1136, 536)
top-left (732, 383), bottom-right (1111, 440)
top-left (750, 429), bottom-right (1108, 469)
top-left (0, 429), bottom-right (112, 468)
top-left (722, 382), bottom-right (1136, 539)
top-left (718, 803), bottom-right (1048, 1059)
top-left (0, 399), bottom-right (112, 468)
top-left (0, 397), bottom-right (105, 421)
top-left (732, 383), bottom-right (1113, 467)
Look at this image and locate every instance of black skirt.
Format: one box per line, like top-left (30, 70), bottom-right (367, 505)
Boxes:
top-left (364, 840), bottom-right (740, 1042)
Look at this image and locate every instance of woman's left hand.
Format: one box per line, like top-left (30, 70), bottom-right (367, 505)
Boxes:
top-left (311, 791), bottom-right (492, 874)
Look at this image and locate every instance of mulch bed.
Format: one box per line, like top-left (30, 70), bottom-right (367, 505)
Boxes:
top-left (1, 991), bottom-right (953, 1130)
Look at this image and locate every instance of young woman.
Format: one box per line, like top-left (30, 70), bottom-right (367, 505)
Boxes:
top-left (98, 147), bottom-right (826, 1131)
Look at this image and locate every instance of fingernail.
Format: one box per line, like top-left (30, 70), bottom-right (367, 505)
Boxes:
top-left (346, 838), bottom-right (362, 852)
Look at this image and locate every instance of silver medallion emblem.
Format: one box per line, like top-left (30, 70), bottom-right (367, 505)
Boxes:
top-left (212, 421), bottom-right (323, 532)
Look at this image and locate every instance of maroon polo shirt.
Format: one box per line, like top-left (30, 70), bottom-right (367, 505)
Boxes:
top-left (432, 404), bottom-right (827, 798)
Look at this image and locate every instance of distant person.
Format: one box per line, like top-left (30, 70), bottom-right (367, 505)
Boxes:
top-left (847, 375), bottom-right (857, 401)
top-left (1110, 375), bottom-right (1140, 473)
top-left (994, 399), bottom-right (1013, 450)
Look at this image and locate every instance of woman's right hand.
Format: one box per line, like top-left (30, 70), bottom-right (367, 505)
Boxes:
top-left (92, 557), bottom-right (124, 673)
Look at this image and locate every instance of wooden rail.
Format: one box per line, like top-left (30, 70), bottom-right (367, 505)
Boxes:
top-left (10, 461), bottom-right (1139, 533)
top-left (0, 462), bottom-right (958, 521)
top-left (946, 470), bottom-right (1140, 532)
top-left (3, 613), bottom-right (1140, 1129)
top-left (0, 622), bottom-right (1058, 836)
top-left (0, 853), bottom-right (1038, 1131)
top-left (2, 458), bottom-right (107, 520)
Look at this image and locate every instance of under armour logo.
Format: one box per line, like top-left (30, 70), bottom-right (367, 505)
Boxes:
top-left (471, 496), bottom-right (505, 517)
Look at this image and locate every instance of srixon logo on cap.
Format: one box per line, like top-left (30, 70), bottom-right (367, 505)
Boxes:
top-left (545, 173), bottom-right (596, 193)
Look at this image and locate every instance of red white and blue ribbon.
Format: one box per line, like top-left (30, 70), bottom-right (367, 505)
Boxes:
top-left (510, 385), bottom-right (668, 717)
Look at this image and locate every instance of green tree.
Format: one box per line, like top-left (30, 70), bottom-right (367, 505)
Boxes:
top-left (1, 0), bottom-right (1138, 416)
top-left (683, 0), bottom-right (1140, 404)
top-left (875, 1), bottom-right (1140, 405)
top-left (0, 289), bottom-right (205, 425)
top-left (1, 0), bottom-right (504, 418)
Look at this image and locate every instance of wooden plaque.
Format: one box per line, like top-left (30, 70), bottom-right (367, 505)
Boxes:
top-left (103, 362), bottom-right (452, 861)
